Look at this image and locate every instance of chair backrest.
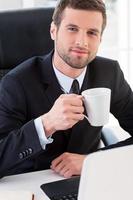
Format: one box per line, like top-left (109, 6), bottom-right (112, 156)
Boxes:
top-left (0, 7), bottom-right (54, 80)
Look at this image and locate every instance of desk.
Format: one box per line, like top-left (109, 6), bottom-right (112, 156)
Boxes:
top-left (0, 169), bottom-right (64, 200)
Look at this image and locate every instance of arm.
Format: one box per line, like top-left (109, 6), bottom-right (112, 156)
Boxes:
top-left (110, 61), bottom-right (133, 136)
top-left (50, 60), bottom-right (133, 177)
top-left (0, 74), bottom-right (84, 176)
top-left (0, 75), bottom-right (43, 176)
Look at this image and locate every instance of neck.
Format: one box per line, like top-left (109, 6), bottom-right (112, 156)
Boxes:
top-left (53, 53), bottom-right (85, 79)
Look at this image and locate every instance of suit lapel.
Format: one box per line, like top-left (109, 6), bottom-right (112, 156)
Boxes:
top-left (38, 52), bottom-right (92, 106)
top-left (80, 65), bottom-right (92, 93)
top-left (38, 52), bottom-right (63, 107)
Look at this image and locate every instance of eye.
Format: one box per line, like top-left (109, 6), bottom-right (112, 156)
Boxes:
top-left (67, 27), bottom-right (78, 32)
top-left (87, 31), bottom-right (98, 36)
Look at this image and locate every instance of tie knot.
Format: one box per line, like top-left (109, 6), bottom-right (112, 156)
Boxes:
top-left (70, 79), bottom-right (80, 94)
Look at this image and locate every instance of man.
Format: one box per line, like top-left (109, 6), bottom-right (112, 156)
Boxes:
top-left (0, 0), bottom-right (133, 178)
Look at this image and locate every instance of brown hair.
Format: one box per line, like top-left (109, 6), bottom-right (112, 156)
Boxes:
top-left (52, 0), bottom-right (106, 33)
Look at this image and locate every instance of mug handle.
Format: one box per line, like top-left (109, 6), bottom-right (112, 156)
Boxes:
top-left (84, 115), bottom-right (90, 123)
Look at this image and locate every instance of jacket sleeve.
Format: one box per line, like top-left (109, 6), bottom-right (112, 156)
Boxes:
top-left (0, 74), bottom-right (43, 177)
top-left (110, 61), bottom-right (133, 136)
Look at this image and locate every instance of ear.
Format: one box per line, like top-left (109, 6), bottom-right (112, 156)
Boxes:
top-left (50, 21), bottom-right (57, 41)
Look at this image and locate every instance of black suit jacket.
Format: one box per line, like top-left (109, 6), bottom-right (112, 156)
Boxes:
top-left (0, 51), bottom-right (133, 177)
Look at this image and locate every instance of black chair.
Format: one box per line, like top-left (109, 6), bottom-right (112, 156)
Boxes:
top-left (0, 7), bottom-right (118, 146)
top-left (0, 7), bottom-right (54, 80)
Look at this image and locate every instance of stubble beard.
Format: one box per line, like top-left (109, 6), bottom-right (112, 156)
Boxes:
top-left (57, 48), bottom-right (96, 70)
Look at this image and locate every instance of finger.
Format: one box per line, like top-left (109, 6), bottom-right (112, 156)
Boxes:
top-left (63, 169), bottom-right (73, 178)
top-left (52, 160), bottom-right (66, 173)
top-left (69, 98), bottom-right (83, 106)
top-left (51, 154), bottom-right (63, 169)
top-left (69, 105), bottom-right (84, 114)
top-left (59, 94), bottom-right (78, 99)
top-left (60, 94), bottom-right (83, 106)
top-left (54, 162), bottom-right (73, 178)
top-left (59, 165), bottom-right (70, 177)
top-left (68, 113), bottom-right (84, 121)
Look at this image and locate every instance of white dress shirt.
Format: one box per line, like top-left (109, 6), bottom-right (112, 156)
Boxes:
top-left (34, 65), bottom-right (87, 149)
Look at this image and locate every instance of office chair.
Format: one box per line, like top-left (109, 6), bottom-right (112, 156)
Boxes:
top-left (0, 7), bottom-right (54, 79)
top-left (0, 7), bottom-right (118, 146)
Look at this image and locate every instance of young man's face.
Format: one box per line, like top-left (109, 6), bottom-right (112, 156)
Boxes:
top-left (51, 7), bottom-right (103, 71)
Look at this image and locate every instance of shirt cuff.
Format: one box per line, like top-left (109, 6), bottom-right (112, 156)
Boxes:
top-left (34, 117), bottom-right (53, 150)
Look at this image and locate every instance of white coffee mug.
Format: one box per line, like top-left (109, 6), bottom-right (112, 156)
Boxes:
top-left (82, 88), bottom-right (111, 126)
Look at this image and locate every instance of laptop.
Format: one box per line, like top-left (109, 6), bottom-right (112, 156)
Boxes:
top-left (41, 145), bottom-right (133, 200)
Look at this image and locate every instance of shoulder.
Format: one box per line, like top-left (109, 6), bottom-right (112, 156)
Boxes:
top-left (89, 56), bottom-right (121, 74)
top-left (8, 54), bottom-right (50, 76)
top-left (2, 52), bottom-right (52, 81)
top-left (86, 56), bottom-right (124, 88)
top-left (0, 52), bottom-right (53, 92)
top-left (91, 56), bottom-right (118, 66)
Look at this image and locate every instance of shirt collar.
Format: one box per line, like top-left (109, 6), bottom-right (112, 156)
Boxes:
top-left (53, 65), bottom-right (87, 94)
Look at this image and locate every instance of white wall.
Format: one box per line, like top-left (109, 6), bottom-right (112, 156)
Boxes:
top-left (0, 0), bottom-right (22, 10)
top-left (0, 0), bottom-right (56, 10)
top-left (23, 0), bottom-right (56, 8)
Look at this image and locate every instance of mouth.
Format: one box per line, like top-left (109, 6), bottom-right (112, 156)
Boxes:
top-left (70, 48), bottom-right (88, 55)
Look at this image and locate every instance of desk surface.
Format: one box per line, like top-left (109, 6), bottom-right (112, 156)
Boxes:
top-left (0, 169), bottom-right (64, 200)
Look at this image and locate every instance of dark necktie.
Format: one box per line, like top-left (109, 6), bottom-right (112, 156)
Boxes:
top-left (69, 79), bottom-right (80, 94)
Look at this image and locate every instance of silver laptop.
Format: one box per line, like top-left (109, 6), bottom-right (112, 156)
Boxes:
top-left (78, 145), bottom-right (133, 200)
top-left (41, 145), bottom-right (133, 200)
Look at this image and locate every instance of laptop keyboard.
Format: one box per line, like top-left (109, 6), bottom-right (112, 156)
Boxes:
top-left (40, 176), bottom-right (80, 200)
top-left (51, 193), bottom-right (78, 200)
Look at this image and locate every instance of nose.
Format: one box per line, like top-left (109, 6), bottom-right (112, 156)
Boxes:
top-left (75, 31), bottom-right (88, 48)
